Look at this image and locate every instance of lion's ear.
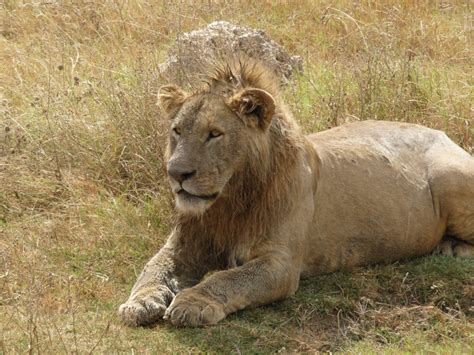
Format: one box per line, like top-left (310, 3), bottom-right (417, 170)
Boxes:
top-left (228, 88), bottom-right (276, 130)
top-left (157, 85), bottom-right (188, 117)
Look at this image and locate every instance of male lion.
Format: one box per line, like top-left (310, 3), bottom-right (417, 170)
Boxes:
top-left (119, 59), bottom-right (474, 327)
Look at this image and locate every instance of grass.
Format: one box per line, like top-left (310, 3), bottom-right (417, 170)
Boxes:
top-left (1, 0), bottom-right (473, 353)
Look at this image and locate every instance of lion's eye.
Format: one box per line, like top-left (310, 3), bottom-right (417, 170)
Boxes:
top-left (208, 129), bottom-right (223, 140)
top-left (172, 127), bottom-right (181, 136)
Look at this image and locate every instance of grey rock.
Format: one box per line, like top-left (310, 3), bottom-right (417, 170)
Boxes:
top-left (160, 21), bottom-right (303, 86)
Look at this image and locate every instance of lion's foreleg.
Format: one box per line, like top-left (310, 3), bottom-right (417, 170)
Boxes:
top-left (118, 243), bottom-right (204, 327)
top-left (164, 252), bottom-right (300, 327)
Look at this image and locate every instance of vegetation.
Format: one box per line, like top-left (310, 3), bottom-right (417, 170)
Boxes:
top-left (1, 1), bottom-right (472, 353)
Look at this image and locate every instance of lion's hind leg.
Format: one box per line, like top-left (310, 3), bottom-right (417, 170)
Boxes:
top-left (429, 144), bottom-right (474, 258)
top-left (443, 164), bottom-right (474, 256)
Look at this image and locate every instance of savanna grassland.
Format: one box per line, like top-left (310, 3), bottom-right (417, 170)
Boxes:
top-left (1, 1), bottom-right (473, 353)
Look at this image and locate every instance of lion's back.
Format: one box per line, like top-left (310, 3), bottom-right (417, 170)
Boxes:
top-left (307, 120), bottom-right (463, 161)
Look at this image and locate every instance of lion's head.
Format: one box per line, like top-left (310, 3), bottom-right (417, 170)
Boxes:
top-left (158, 61), bottom-right (279, 215)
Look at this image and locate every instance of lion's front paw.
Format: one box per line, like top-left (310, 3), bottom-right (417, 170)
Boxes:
top-left (118, 287), bottom-right (174, 327)
top-left (164, 289), bottom-right (226, 327)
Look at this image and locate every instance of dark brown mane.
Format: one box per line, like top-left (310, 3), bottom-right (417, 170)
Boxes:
top-left (175, 58), bottom-right (309, 269)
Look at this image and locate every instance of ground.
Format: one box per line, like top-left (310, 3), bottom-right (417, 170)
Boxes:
top-left (1, 1), bottom-right (473, 353)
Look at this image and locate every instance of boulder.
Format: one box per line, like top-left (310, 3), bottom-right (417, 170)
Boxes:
top-left (159, 21), bottom-right (303, 85)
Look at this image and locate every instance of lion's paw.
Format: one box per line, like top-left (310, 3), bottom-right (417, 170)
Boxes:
top-left (453, 241), bottom-right (474, 258)
top-left (436, 238), bottom-right (474, 258)
top-left (118, 288), bottom-right (174, 327)
top-left (164, 289), bottom-right (226, 327)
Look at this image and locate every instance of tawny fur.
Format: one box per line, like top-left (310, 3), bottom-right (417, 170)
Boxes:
top-left (119, 58), bottom-right (474, 328)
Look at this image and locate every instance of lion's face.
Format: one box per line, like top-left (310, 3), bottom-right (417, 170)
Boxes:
top-left (159, 85), bottom-right (276, 215)
top-left (167, 94), bottom-right (246, 214)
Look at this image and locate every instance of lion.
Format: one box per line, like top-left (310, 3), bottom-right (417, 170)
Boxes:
top-left (118, 58), bottom-right (474, 327)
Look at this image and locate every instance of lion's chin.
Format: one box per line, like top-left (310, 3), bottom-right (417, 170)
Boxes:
top-left (174, 190), bottom-right (218, 215)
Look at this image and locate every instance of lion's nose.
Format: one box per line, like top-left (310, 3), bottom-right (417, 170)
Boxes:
top-left (168, 166), bottom-right (196, 184)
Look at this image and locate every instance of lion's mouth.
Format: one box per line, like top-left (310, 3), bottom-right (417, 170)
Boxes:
top-left (177, 189), bottom-right (219, 202)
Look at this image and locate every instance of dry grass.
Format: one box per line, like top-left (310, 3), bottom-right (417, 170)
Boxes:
top-left (1, 1), bottom-right (473, 353)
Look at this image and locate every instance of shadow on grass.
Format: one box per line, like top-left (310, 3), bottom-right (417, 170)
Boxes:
top-left (146, 255), bottom-right (473, 353)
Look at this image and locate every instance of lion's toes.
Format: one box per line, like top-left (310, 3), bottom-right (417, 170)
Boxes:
top-left (435, 237), bottom-right (474, 258)
top-left (165, 302), bottom-right (201, 327)
top-left (453, 241), bottom-right (474, 258)
top-left (164, 290), bottom-right (226, 327)
top-left (118, 294), bottom-right (168, 327)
